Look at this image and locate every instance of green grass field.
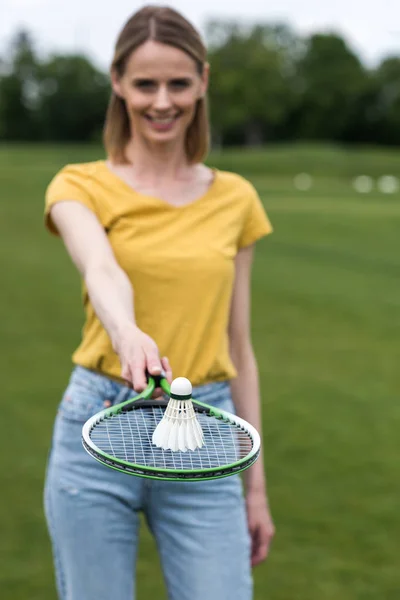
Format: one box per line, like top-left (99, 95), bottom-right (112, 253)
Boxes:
top-left (1, 143), bottom-right (399, 599)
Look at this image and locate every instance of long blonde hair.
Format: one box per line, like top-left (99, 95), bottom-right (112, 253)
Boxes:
top-left (103, 5), bottom-right (209, 164)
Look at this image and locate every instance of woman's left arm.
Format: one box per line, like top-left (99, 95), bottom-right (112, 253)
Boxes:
top-left (228, 244), bottom-right (275, 565)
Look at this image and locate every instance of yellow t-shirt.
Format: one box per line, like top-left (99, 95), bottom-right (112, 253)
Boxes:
top-left (45, 160), bottom-right (272, 386)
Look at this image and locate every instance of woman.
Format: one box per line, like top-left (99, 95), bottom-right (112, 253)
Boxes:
top-left (44, 5), bottom-right (275, 600)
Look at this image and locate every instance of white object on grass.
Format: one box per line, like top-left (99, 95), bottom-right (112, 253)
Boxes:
top-left (377, 175), bottom-right (399, 194)
top-left (294, 173), bottom-right (313, 191)
top-left (152, 377), bottom-right (204, 452)
top-left (352, 175), bottom-right (373, 194)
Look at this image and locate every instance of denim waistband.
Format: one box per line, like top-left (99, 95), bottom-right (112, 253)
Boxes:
top-left (72, 365), bottom-right (231, 403)
top-left (59, 366), bottom-right (234, 425)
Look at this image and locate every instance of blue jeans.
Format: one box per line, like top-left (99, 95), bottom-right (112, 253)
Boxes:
top-left (44, 366), bottom-right (252, 600)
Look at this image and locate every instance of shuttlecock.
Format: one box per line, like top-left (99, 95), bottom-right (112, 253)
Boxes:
top-left (152, 377), bottom-right (204, 451)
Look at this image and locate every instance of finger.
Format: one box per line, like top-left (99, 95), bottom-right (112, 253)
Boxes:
top-left (121, 363), bottom-right (133, 386)
top-left (161, 356), bottom-right (173, 383)
top-left (251, 543), bottom-right (268, 567)
top-left (144, 345), bottom-right (162, 376)
top-left (152, 357), bottom-right (172, 399)
top-left (251, 528), bottom-right (273, 567)
top-left (250, 525), bottom-right (258, 566)
top-left (131, 352), bottom-right (147, 392)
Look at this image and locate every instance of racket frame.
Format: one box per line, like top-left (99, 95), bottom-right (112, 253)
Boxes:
top-left (82, 375), bottom-right (261, 481)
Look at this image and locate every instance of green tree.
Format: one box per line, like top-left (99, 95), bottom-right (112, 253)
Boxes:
top-left (0, 30), bottom-right (110, 142)
top-left (0, 30), bottom-right (40, 140)
top-left (37, 55), bottom-right (109, 141)
top-left (291, 33), bottom-right (369, 141)
top-left (371, 57), bottom-right (400, 145)
top-left (206, 21), bottom-right (300, 145)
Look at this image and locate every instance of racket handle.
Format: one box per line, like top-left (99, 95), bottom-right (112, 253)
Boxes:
top-left (145, 368), bottom-right (167, 388)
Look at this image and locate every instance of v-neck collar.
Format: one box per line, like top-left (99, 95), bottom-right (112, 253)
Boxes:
top-left (100, 160), bottom-right (219, 210)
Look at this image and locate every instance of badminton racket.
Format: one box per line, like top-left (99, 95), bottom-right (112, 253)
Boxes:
top-left (82, 371), bottom-right (261, 481)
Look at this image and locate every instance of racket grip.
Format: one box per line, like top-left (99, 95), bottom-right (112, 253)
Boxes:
top-left (145, 368), bottom-right (167, 388)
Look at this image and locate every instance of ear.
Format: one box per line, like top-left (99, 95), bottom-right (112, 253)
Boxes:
top-left (199, 62), bottom-right (210, 99)
top-left (110, 67), bottom-right (124, 99)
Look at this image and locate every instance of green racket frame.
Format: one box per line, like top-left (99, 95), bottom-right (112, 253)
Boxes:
top-left (82, 374), bottom-right (261, 481)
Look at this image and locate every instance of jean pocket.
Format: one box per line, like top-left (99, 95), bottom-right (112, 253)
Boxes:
top-left (58, 367), bottom-right (116, 422)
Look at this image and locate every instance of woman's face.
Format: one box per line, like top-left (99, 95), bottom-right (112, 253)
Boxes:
top-left (112, 40), bottom-right (208, 149)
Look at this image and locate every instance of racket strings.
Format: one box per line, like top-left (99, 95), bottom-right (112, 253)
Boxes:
top-left (90, 407), bottom-right (253, 470)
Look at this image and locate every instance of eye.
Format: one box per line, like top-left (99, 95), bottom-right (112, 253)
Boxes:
top-left (169, 78), bottom-right (192, 90)
top-left (133, 79), bottom-right (157, 91)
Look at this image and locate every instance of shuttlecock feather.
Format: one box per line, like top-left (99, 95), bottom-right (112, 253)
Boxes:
top-left (152, 377), bottom-right (204, 451)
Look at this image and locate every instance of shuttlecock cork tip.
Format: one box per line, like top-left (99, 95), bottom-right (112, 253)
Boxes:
top-left (170, 377), bottom-right (192, 398)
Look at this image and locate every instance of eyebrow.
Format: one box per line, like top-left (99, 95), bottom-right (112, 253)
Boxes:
top-left (132, 78), bottom-right (156, 84)
top-left (132, 76), bottom-right (194, 84)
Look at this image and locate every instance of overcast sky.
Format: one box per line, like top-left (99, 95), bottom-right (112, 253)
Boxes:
top-left (2, 0), bottom-right (400, 70)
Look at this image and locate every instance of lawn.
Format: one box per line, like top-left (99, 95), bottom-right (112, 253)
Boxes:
top-left (0, 143), bottom-right (399, 599)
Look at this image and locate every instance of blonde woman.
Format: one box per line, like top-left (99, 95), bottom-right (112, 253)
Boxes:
top-left (44, 6), bottom-right (275, 600)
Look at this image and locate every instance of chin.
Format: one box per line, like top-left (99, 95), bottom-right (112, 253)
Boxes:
top-left (144, 129), bottom-right (187, 146)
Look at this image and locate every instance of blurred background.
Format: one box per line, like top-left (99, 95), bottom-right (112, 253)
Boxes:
top-left (1, 1), bottom-right (399, 599)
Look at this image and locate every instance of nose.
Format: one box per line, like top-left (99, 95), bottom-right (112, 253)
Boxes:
top-left (153, 85), bottom-right (172, 111)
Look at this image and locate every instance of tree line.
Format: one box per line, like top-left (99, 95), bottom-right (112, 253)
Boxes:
top-left (1, 22), bottom-right (400, 147)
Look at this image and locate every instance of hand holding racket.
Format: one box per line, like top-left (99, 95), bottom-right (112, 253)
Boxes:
top-left (113, 323), bottom-right (172, 396)
top-left (82, 371), bottom-right (261, 481)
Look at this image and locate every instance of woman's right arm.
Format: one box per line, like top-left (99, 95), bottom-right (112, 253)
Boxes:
top-left (50, 200), bottom-right (171, 391)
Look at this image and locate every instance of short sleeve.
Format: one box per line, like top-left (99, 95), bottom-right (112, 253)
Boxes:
top-left (44, 164), bottom-right (97, 235)
top-left (238, 183), bottom-right (273, 249)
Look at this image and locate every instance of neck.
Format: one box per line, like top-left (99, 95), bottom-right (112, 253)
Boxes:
top-left (124, 136), bottom-right (193, 183)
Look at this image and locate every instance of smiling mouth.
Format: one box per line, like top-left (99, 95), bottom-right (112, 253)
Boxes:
top-left (145, 114), bottom-right (181, 125)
